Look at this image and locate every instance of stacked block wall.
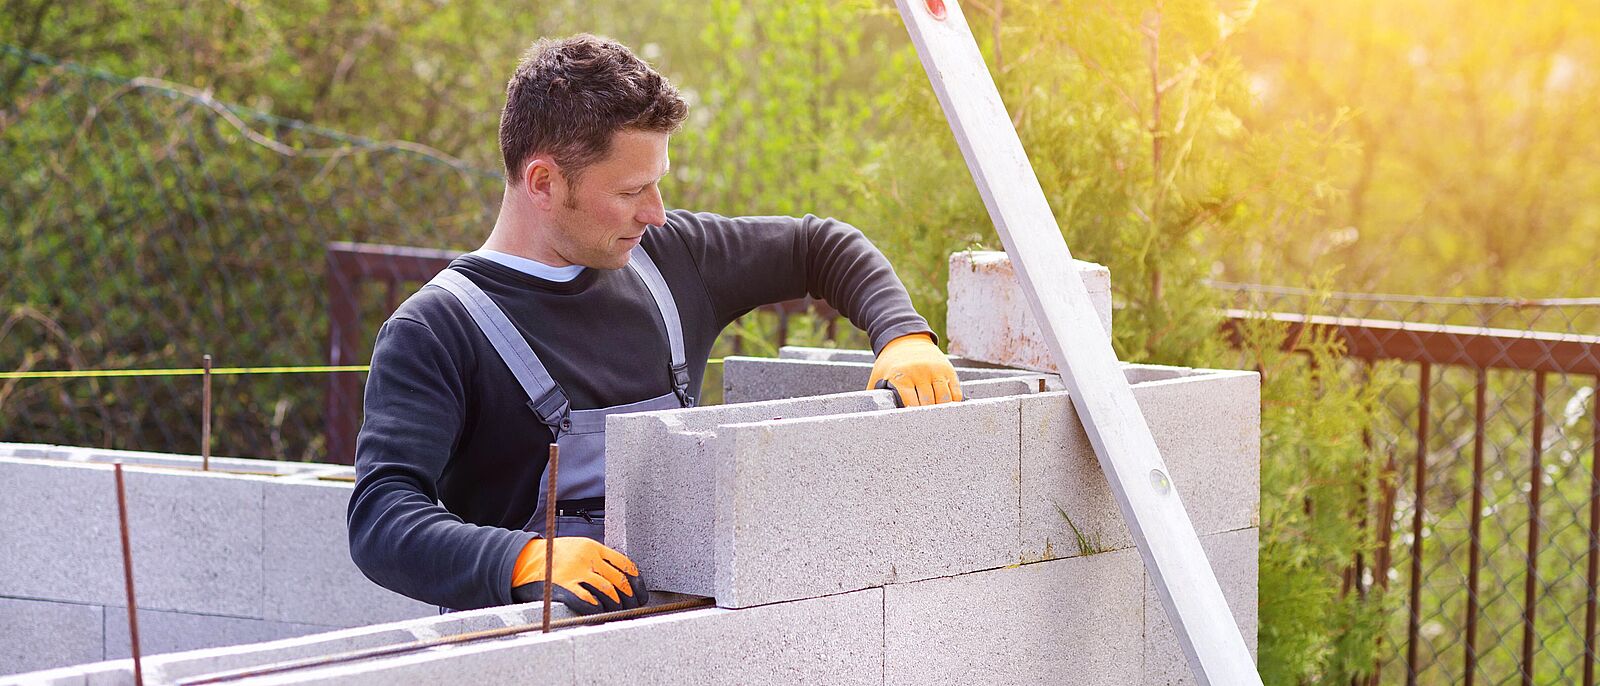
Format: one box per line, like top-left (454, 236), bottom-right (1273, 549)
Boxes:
top-left (0, 446), bottom-right (435, 677)
top-left (6, 353), bottom-right (1259, 685)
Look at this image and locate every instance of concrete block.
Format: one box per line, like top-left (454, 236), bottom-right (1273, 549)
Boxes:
top-left (224, 629), bottom-right (573, 686)
top-left (1019, 370), bottom-right (1259, 563)
top-left (1138, 372), bottom-right (1261, 538)
top-left (883, 548), bottom-right (1145, 686)
top-left (775, 346), bottom-right (879, 363)
top-left (626, 391), bottom-right (894, 435)
top-left (0, 458), bottom-right (265, 617)
top-left (1020, 389), bottom-right (1126, 561)
top-left (73, 447), bottom-right (314, 476)
top-left (136, 601), bottom-right (579, 684)
top-left (713, 396), bottom-right (1023, 607)
top-left (71, 591), bottom-right (871, 685)
top-left (262, 479), bottom-right (436, 626)
top-left (772, 349), bottom-right (1194, 386)
top-left (722, 355), bottom-right (1045, 404)
top-left (1142, 528), bottom-right (1260, 685)
top-left (777, 345), bottom-right (1023, 369)
top-left (605, 392), bottom-right (895, 597)
top-left (0, 659), bottom-right (127, 686)
top-left (1122, 363), bottom-right (1201, 385)
top-left (0, 441), bottom-right (324, 477)
top-left (103, 608), bottom-right (325, 661)
top-left (948, 250), bottom-right (1113, 372)
top-left (570, 588), bottom-right (882, 685)
top-left (0, 597), bottom-right (103, 677)
top-left (0, 443), bottom-right (76, 460)
top-left (958, 376), bottom-right (1049, 400)
top-left (611, 377), bottom-right (1044, 600)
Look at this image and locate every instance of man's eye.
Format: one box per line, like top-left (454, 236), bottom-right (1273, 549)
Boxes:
top-left (623, 188), bottom-right (644, 197)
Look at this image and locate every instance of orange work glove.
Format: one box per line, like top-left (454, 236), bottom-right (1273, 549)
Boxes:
top-left (509, 537), bottom-right (648, 615)
top-left (865, 332), bottom-right (963, 407)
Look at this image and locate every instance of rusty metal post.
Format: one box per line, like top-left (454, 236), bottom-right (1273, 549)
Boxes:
top-left (114, 463), bottom-right (145, 686)
top-left (1522, 372), bottom-right (1547, 686)
top-left (1464, 369), bottom-right (1487, 686)
top-left (1406, 362), bottom-right (1432, 686)
top-left (543, 444), bottom-right (559, 633)
top-left (325, 249), bottom-right (362, 464)
top-left (1587, 377), bottom-right (1600, 686)
top-left (1367, 441), bottom-right (1402, 686)
top-left (202, 354), bottom-right (212, 471)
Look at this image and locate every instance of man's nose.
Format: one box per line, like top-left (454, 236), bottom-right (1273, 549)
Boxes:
top-left (637, 185), bottom-right (667, 226)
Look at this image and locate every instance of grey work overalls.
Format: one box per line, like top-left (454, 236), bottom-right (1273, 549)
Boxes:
top-left (425, 244), bottom-right (696, 545)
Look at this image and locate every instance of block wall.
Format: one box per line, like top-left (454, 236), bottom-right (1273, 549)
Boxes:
top-left (6, 352), bottom-right (1261, 685)
top-left (0, 446), bottom-right (435, 677)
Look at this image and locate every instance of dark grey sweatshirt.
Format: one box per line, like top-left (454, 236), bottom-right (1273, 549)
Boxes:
top-left (347, 209), bottom-right (933, 610)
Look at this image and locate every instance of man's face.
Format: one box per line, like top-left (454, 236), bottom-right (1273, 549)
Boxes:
top-left (541, 129), bottom-right (670, 270)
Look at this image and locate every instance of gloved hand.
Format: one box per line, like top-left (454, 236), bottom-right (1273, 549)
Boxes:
top-left (866, 332), bottom-right (963, 407)
top-left (510, 537), bottom-right (649, 615)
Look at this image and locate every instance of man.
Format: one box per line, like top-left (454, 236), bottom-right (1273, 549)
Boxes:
top-left (348, 34), bottom-right (962, 616)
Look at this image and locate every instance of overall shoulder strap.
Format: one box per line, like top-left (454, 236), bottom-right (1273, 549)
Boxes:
top-left (625, 244), bottom-right (694, 406)
top-left (425, 269), bottom-right (571, 433)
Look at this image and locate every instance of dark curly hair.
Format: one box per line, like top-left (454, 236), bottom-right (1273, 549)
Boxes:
top-left (499, 34), bottom-right (687, 186)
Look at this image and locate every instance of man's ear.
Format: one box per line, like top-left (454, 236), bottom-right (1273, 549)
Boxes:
top-left (521, 157), bottom-right (562, 209)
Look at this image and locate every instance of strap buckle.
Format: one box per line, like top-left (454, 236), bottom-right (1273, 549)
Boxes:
top-left (528, 391), bottom-right (572, 435)
top-left (669, 363), bottom-right (695, 407)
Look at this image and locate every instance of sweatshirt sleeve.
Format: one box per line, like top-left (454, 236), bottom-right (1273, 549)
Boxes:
top-left (666, 209), bottom-right (933, 354)
top-left (347, 316), bottom-right (534, 611)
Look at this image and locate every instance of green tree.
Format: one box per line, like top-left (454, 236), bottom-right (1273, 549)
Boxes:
top-left (852, 3), bottom-right (1385, 682)
top-left (1229, 0), bottom-right (1600, 299)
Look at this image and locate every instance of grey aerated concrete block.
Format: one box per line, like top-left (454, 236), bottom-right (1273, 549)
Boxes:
top-left (229, 630), bottom-right (573, 686)
top-left (947, 250), bottom-right (1113, 372)
top-left (570, 588), bottom-right (882, 685)
top-left (712, 396), bottom-right (1023, 607)
top-left (0, 597), bottom-right (103, 676)
top-left (776, 345), bottom-right (1031, 368)
top-left (774, 350), bottom-right (1201, 386)
top-left (0, 443), bottom-right (76, 460)
top-left (2, 442), bottom-right (325, 477)
top-left (721, 355), bottom-right (1044, 404)
top-left (103, 608), bottom-right (325, 661)
top-left (776, 346), bottom-right (879, 363)
top-left (959, 376), bottom-right (1049, 400)
top-left (134, 600), bottom-right (580, 684)
top-left (1139, 371), bottom-right (1260, 536)
top-left (1019, 370), bottom-right (1260, 563)
top-left (1142, 527), bottom-right (1260, 685)
top-left (0, 659), bottom-right (128, 686)
top-left (883, 548), bottom-right (1145, 686)
top-left (0, 458), bottom-right (265, 617)
top-left (76, 447), bottom-right (312, 476)
top-left (262, 479), bottom-right (435, 626)
top-left (605, 392), bottom-right (894, 597)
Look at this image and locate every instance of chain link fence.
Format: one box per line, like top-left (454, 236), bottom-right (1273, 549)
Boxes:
top-left (1217, 282), bottom-right (1600, 686)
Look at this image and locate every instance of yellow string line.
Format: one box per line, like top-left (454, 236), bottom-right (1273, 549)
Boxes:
top-left (0, 359), bottom-right (727, 380)
top-left (0, 365), bottom-right (370, 380)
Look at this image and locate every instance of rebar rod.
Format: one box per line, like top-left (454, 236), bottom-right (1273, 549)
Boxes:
top-left (114, 463), bottom-right (145, 686)
top-left (543, 443), bottom-right (558, 633)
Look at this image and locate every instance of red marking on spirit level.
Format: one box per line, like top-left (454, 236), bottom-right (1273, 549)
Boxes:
top-left (926, 0), bottom-right (948, 20)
